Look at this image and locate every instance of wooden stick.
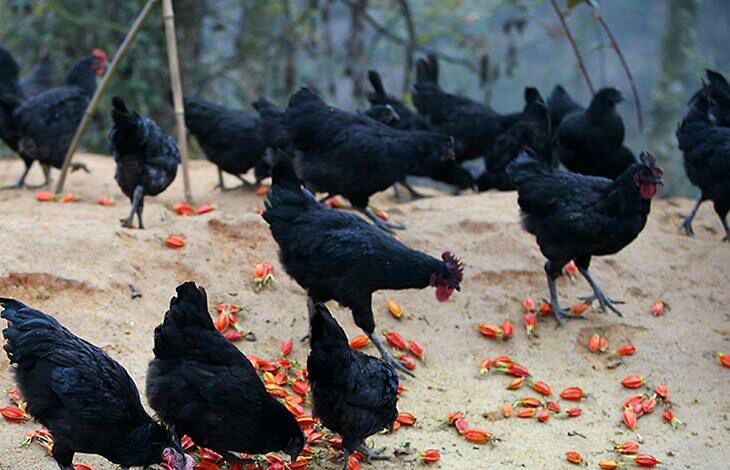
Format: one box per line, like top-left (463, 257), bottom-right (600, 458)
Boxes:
top-left (162, 0), bottom-right (193, 204)
top-left (549, 0), bottom-right (595, 95)
top-left (55, 0), bottom-right (159, 195)
top-left (591, 9), bottom-right (644, 131)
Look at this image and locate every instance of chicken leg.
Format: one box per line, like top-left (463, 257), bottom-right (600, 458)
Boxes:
top-left (121, 185), bottom-right (144, 229)
top-left (1, 161), bottom-right (33, 190)
top-left (357, 444), bottom-right (390, 462)
top-left (401, 180), bottom-right (429, 200)
top-left (576, 266), bottom-right (623, 316)
top-left (544, 261), bottom-right (585, 325)
top-left (370, 333), bottom-right (415, 377)
top-left (681, 194), bottom-right (704, 236)
top-left (356, 206), bottom-right (406, 233)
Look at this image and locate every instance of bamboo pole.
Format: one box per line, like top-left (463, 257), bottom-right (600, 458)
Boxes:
top-left (55, 0), bottom-right (160, 195)
top-left (162, 0), bottom-right (193, 203)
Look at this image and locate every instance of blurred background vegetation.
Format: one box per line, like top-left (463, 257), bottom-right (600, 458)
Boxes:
top-left (1, 0), bottom-right (727, 196)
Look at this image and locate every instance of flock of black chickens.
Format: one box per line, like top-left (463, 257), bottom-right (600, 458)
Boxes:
top-left (0, 45), bottom-right (728, 470)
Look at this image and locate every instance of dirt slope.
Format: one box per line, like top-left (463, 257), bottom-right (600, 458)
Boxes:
top-left (0, 155), bottom-right (728, 470)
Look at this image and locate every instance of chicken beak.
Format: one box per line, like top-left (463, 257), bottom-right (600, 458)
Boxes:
top-left (454, 282), bottom-right (461, 292)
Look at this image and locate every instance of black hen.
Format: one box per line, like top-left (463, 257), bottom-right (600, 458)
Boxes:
top-left (147, 282), bottom-right (304, 464)
top-left (20, 54), bottom-right (54, 98)
top-left (184, 97), bottom-right (267, 191)
top-left (109, 96), bottom-right (180, 229)
top-left (552, 86), bottom-right (633, 179)
top-left (252, 96), bottom-right (295, 184)
top-left (285, 87), bottom-right (455, 232)
top-left (308, 303), bottom-right (398, 469)
top-left (263, 155), bottom-right (463, 374)
top-left (10, 51), bottom-right (107, 188)
top-left (0, 298), bottom-right (193, 470)
top-left (412, 54), bottom-right (520, 161)
top-left (704, 70), bottom-right (730, 127)
top-left (477, 87), bottom-right (553, 191)
top-left (366, 69), bottom-right (475, 199)
top-left (508, 149), bottom-right (663, 322)
top-left (0, 47), bottom-right (25, 184)
top-left (676, 85), bottom-right (730, 240)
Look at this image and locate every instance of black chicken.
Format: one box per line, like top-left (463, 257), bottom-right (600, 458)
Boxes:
top-left (0, 47), bottom-right (24, 175)
top-left (476, 87), bottom-right (553, 191)
top-left (550, 86), bottom-right (634, 179)
top-left (0, 298), bottom-right (193, 470)
top-left (147, 282), bottom-right (304, 465)
top-left (184, 97), bottom-right (267, 191)
top-left (7, 50), bottom-right (107, 189)
top-left (366, 69), bottom-right (475, 199)
top-left (412, 54), bottom-right (520, 161)
top-left (263, 155), bottom-right (463, 374)
top-left (704, 70), bottom-right (730, 127)
top-left (507, 149), bottom-right (663, 322)
top-left (676, 84), bottom-right (730, 240)
top-left (285, 87), bottom-right (455, 232)
top-left (308, 302), bottom-right (398, 469)
top-left (109, 97), bottom-right (180, 229)
top-left (20, 54), bottom-right (54, 98)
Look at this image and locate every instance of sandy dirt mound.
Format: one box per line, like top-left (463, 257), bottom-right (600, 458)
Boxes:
top-left (0, 154), bottom-right (728, 469)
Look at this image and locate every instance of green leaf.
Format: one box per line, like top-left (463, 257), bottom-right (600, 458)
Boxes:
top-left (566, 0), bottom-right (583, 11)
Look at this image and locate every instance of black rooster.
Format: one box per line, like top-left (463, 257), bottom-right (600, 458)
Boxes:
top-left (508, 149), bottom-right (663, 322)
top-left (476, 87), bottom-right (553, 191)
top-left (109, 97), bottom-right (180, 229)
top-left (412, 54), bottom-right (520, 161)
top-left (285, 87), bottom-right (455, 232)
top-left (184, 97), bottom-right (267, 191)
top-left (147, 282), bottom-right (304, 465)
top-left (0, 298), bottom-right (193, 470)
top-left (308, 302), bottom-right (398, 469)
top-left (676, 82), bottom-right (730, 240)
top-left (263, 155), bottom-right (463, 374)
top-left (550, 86), bottom-right (634, 179)
top-left (8, 50), bottom-right (107, 188)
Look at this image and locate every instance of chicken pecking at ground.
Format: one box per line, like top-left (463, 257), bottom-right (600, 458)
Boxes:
top-left (550, 85), bottom-right (635, 179)
top-left (366, 69), bottom-right (475, 200)
top-left (507, 149), bottom-right (663, 323)
top-left (476, 87), bottom-right (553, 192)
top-left (147, 282), bottom-right (304, 465)
top-left (4, 50), bottom-right (107, 189)
top-left (0, 298), bottom-right (193, 470)
top-left (676, 76), bottom-right (730, 240)
top-left (308, 302), bottom-right (398, 470)
top-left (262, 155), bottom-right (463, 375)
top-left (284, 87), bottom-right (455, 232)
top-left (184, 96), bottom-right (268, 191)
top-left (109, 96), bottom-right (180, 229)
top-left (412, 54), bottom-right (520, 162)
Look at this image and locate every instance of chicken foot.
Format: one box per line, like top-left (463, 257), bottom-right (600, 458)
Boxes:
top-left (546, 274), bottom-right (585, 325)
top-left (121, 185), bottom-right (145, 229)
top-left (370, 333), bottom-right (415, 378)
top-left (681, 194), bottom-right (704, 237)
top-left (356, 206), bottom-right (406, 233)
top-left (357, 444), bottom-right (390, 461)
top-left (1, 162), bottom-right (33, 190)
top-left (577, 267), bottom-right (623, 316)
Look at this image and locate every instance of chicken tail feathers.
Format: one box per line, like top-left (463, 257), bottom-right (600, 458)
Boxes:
top-left (507, 148), bottom-right (551, 187)
top-left (368, 70), bottom-right (386, 96)
top-left (415, 54), bottom-right (439, 86)
top-left (1, 299), bottom-right (66, 368)
top-left (153, 282), bottom-right (213, 359)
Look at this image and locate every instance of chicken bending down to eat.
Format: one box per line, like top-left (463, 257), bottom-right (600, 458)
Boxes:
top-left (183, 97), bottom-right (267, 191)
top-left (507, 149), bottom-right (663, 323)
top-left (308, 302), bottom-right (398, 469)
top-left (8, 50), bottom-right (107, 189)
top-left (147, 282), bottom-right (304, 465)
top-left (550, 86), bottom-right (634, 179)
top-left (109, 96), bottom-right (180, 229)
top-left (285, 87), bottom-right (455, 232)
top-left (263, 155), bottom-right (463, 375)
top-left (0, 298), bottom-right (193, 470)
top-left (676, 77), bottom-right (730, 240)
top-left (477, 87), bottom-right (553, 191)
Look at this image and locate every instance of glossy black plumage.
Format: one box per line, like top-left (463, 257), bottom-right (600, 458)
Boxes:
top-left (147, 282), bottom-right (304, 462)
top-left (307, 303), bottom-right (398, 459)
top-left (184, 97), bottom-right (267, 185)
top-left (676, 85), bottom-right (730, 239)
top-left (20, 54), bottom-right (54, 98)
top-left (109, 96), bottom-right (180, 229)
top-left (412, 54), bottom-right (519, 161)
top-left (0, 298), bottom-right (191, 470)
top-left (477, 87), bottom-right (553, 191)
top-left (0, 47), bottom-right (24, 155)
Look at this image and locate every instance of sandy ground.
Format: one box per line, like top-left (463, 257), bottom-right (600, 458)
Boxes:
top-left (0, 154), bottom-right (728, 470)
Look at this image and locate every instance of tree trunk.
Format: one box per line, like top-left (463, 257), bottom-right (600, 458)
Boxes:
top-left (347, 0), bottom-right (369, 104)
top-left (647, 0), bottom-right (699, 197)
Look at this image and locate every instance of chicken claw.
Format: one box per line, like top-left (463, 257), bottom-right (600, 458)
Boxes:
top-left (357, 445), bottom-right (390, 461)
top-left (370, 334), bottom-right (415, 378)
top-left (577, 267), bottom-right (624, 317)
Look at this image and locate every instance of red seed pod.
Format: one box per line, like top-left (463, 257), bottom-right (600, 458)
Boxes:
top-left (616, 343), bottom-right (637, 357)
top-left (623, 394), bottom-right (644, 409)
top-left (522, 297), bottom-right (536, 312)
top-left (588, 334), bottom-right (601, 353)
top-left (621, 375), bottom-right (645, 389)
top-left (420, 449), bottom-right (441, 464)
top-left (650, 300), bottom-right (666, 316)
top-left (516, 408), bottom-right (537, 418)
top-left (654, 384), bottom-right (668, 401)
top-left (623, 407), bottom-right (637, 430)
top-left (641, 397), bottom-right (656, 414)
top-left (383, 331), bottom-right (406, 350)
top-left (199, 447), bottom-right (223, 462)
top-left (507, 377), bottom-right (525, 390)
top-left (614, 441), bottom-right (640, 455)
top-left (537, 409), bottom-right (550, 423)
top-left (0, 406), bottom-right (28, 423)
top-left (407, 340), bottom-right (425, 359)
top-left (598, 336), bottom-right (609, 353)
top-left (501, 320), bottom-right (514, 340)
top-left (454, 418), bottom-right (470, 435)
top-left (560, 387), bottom-right (585, 401)
top-left (523, 312), bottom-right (538, 336)
top-left (492, 356), bottom-right (514, 367)
top-left (349, 335), bottom-right (370, 349)
top-left (531, 380), bottom-right (552, 396)
top-left (514, 397), bottom-right (542, 408)
top-left (565, 451), bottom-right (583, 464)
top-left (396, 412), bottom-right (416, 426)
top-left (479, 323), bottom-right (501, 338)
top-left (479, 358), bottom-right (493, 375)
top-left (446, 411), bottom-right (465, 424)
top-left (566, 407), bottom-right (582, 417)
top-left (398, 354), bottom-right (417, 370)
top-left (502, 402), bottom-right (513, 418)
top-left (663, 409), bottom-right (683, 428)
top-left (462, 428), bottom-right (491, 444)
top-left (546, 401), bottom-right (561, 413)
top-left (599, 460), bottom-right (620, 470)
top-left (504, 363), bottom-right (530, 377)
top-left (633, 454), bottom-right (662, 467)
top-left (539, 303), bottom-right (553, 316)
top-left (717, 352), bottom-right (730, 368)
top-left (280, 339), bottom-right (293, 357)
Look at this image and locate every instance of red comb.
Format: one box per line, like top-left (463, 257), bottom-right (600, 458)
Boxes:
top-left (442, 251), bottom-right (464, 282)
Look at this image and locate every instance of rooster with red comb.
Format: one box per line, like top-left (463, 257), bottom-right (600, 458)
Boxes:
top-left (263, 154), bottom-right (463, 376)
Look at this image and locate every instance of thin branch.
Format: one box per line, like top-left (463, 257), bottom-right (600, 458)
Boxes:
top-left (341, 0), bottom-right (478, 73)
top-left (588, 4), bottom-right (644, 131)
top-left (396, 0), bottom-right (416, 94)
top-left (55, 0), bottom-right (160, 195)
top-left (548, 0), bottom-right (595, 95)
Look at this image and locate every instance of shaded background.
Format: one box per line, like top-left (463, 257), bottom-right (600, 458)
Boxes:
top-left (1, 0), bottom-right (724, 196)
